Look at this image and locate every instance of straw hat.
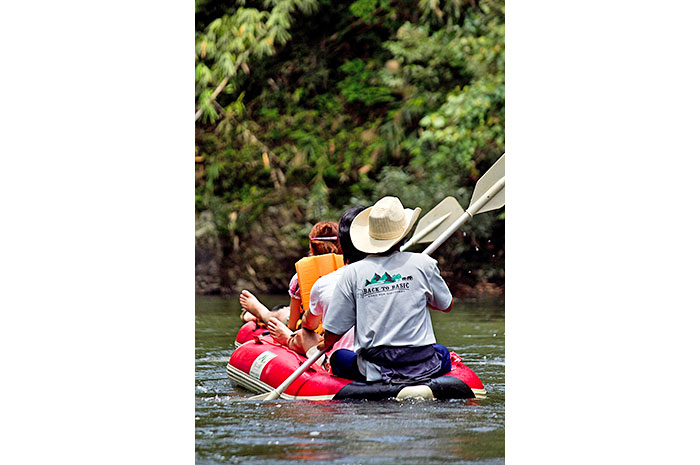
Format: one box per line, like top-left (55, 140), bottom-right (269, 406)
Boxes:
top-left (350, 196), bottom-right (421, 254)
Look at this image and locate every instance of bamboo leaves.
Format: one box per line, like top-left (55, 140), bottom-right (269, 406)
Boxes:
top-left (195, 0), bottom-right (318, 122)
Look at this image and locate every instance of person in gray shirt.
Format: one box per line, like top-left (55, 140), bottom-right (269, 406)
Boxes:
top-left (319, 196), bottom-right (454, 384)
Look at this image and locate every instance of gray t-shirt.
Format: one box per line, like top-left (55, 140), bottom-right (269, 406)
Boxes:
top-left (324, 251), bottom-right (452, 381)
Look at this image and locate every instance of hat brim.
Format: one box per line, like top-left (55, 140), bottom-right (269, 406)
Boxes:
top-left (350, 206), bottom-right (422, 254)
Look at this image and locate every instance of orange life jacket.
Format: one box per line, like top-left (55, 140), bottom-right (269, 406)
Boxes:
top-left (295, 253), bottom-right (344, 333)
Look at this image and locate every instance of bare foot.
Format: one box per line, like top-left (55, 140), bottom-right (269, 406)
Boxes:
top-left (239, 290), bottom-right (272, 324)
top-left (268, 317), bottom-right (293, 346)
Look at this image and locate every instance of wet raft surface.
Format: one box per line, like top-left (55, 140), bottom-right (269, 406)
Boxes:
top-left (196, 295), bottom-right (505, 465)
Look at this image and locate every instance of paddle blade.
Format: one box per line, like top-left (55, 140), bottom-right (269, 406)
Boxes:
top-left (411, 196), bottom-right (465, 244)
top-left (469, 154), bottom-right (505, 214)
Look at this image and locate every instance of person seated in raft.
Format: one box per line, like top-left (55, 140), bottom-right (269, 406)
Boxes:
top-left (265, 206), bottom-right (368, 358)
top-left (239, 221), bottom-right (341, 330)
top-left (318, 196), bottom-right (454, 384)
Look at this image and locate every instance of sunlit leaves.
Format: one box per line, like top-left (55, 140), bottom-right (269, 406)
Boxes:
top-left (197, 89), bottom-right (219, 124)
top-left (350, 0), bottom-right (379, 19)
top-left (418, 0), bottom-right (471, 26)
top-left (195, 0), bottom-right (319, 126)
top-left (195, 63), bottom-right (212, 87)
top-left (217, 52), bottom-right (236, 76)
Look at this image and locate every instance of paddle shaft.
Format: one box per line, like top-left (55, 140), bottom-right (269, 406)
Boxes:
top-left (422, 177), bottom-right (505, 256)
top-left (263, 348), bottom-right (327, 400)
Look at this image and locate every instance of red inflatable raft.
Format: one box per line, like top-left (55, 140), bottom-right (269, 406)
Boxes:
top-left (234, 320), bottom-right (267, 348)
top-left (227, 322), bottom-right (486, 401)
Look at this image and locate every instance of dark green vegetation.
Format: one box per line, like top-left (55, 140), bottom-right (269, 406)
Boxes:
top-left (195, 0), bottom-right (504, 296)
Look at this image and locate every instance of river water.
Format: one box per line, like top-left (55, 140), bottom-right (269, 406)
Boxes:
top-left (195, 295), bottom-right (505, 464)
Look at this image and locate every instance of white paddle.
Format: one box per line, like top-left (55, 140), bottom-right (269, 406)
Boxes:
top-left (401, 197), bottom-right (465, 251)
top-left (423, 154), bottom-right (505, 255)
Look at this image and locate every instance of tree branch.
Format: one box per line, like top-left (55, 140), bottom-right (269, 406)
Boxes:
top-left (195, 76), bottom-right (229, 121)
top-left (195, 50), bottom-right (252, 122)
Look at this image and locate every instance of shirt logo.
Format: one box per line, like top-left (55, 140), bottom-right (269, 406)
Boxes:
top-left (361, 271), bottom-right (413, 297)
top-left (364, 272), bottom-right (402, 286)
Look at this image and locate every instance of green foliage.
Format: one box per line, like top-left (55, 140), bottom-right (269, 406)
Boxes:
top-left (374, 1), bottom-right (505, 186)
top-left (348, 0), bottom-right (392, 21)
top-left (349, 0), bottom-right (379, 19)
top-left (338, 59), bottom-right (396, 106)
top-left (195, 0), bottom-right (319, 123)
top-left (196, 0), bottom-right (505, 294)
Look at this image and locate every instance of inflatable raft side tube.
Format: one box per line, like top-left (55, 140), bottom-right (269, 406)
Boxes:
top-left (235, 321), bottom-right (268, 348)
top-left (333, 381), bottom-right (406, 401)
top-left (227, 363), bottom-right (337, 400)
top-left (333, 374), bottom-right (476, 401)
top-left (227, 363), bottom-right (273, 394)
top-left (426, 375), bottom-right (475, 400)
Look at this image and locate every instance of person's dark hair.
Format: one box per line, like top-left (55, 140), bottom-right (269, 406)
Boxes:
top-left (338, 206), bottom-right (368, 264)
